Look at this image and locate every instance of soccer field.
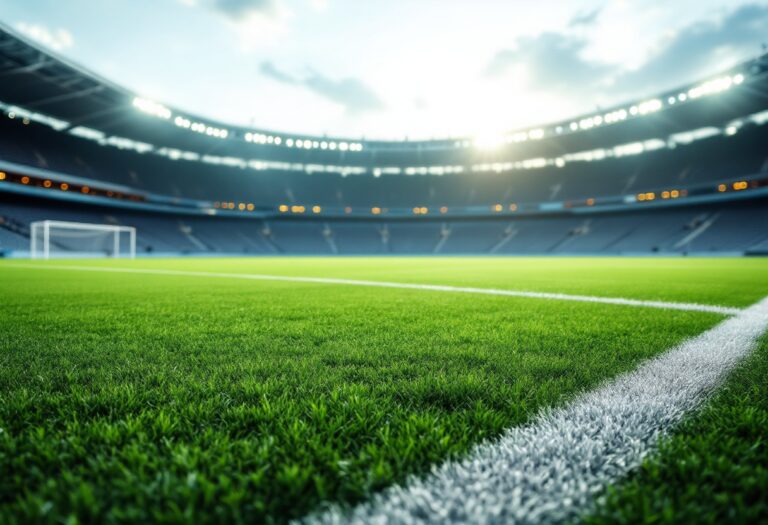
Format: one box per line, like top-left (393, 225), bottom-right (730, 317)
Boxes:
top-left (1, 257), bottom-right (767, 524)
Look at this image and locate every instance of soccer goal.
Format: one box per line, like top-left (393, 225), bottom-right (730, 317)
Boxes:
top-left (30, 220), bottom-right (136, 259)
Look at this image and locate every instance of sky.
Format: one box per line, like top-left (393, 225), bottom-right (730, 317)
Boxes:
top-left (1, 0), bottom-right (767, 140)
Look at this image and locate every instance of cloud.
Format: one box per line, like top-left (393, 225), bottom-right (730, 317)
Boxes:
top-left (614, 3), bottom-right (768, 93)
top-left (307, 0), bottom-right (329, 12)
top-left (486, 32), bottom-right (613, 93)
top-left (304, 72), bottom-right (384, 114)
top-left (569, 7), bottom-right (601, 27)
top-left (15, 22), bottom-right (74, 52)
top-left (212, 0), bottom-right (278, 20)
top-left (486, 3), bottom-right (768, 101)
top-left (260, 60), bottom-right (298, 84)
top-left (260, 61), bottom-right (384, 114)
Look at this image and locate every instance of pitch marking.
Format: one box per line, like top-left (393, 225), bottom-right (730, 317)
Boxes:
top-left (4, 263), bottom-right (741, 316)
top-left (302, 296), bottom-right (768, 524)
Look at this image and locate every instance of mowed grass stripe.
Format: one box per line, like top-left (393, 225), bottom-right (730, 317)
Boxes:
top-left (11, 257), bottom-right (766, 307)
top-left (2, 263), bottom-right (742, 315)
top-left (0, 267), bottom-right (721, 524)
top-left (307, 297), bottom-right (768, 525)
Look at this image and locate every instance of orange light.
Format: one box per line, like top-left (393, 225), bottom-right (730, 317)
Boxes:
top-left (21, 176), bottom-right (30, 184)
top-left (440, 206), bottom-right (448, 214)
top-left (291, 205), bottom-right (305, 213)
top-left (43, 180), bottom-right (52, 188)
top-left (718, 184), bottom-right (727, 192)
top-left (661, 191), bottom-right (670, 199)
top-left (420, 207), bottom-right (428, 214)
top-left (732, 181), bottom-right (748, 191)
top-left (0, 172), bottom-right (5, 180)
top-left (371, 207), bottom-right (381, 215)
top-left (60, 183), bottom-right (69, 191)
top-left (247, 203), bottom-right (255, 211)
top-left (312, 205), bottom-right (321, 213)
top-left (637, 193), bottom-right (646, 201)
top-left (509, 203), bottom-right (518, 211)
top-left (279, 204), bottom-right (289, 212)
top-left (586, 198), bottom-right (595, 206)
top-left (81, 186), bottom-right (90, 194)
top-left (670, 190), bottom-right (679, 198)
top-left (344, 207), bottom-right (352, 214)
top-left (645, 192), bottom-right (655, 201)
top-left (413, 207), bottom-right (420, 215)
top-left (493, 204), bottom-right (503, 212)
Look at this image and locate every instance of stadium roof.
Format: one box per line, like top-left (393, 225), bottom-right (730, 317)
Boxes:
top-left (0, 23), bottom-right (767, 167)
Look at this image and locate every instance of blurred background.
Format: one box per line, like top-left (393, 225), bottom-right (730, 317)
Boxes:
top-left (0, 0), bottom-right (766, 257)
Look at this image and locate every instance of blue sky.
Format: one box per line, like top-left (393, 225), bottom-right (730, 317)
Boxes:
top-left (1, 0), bottom-right (767, 139)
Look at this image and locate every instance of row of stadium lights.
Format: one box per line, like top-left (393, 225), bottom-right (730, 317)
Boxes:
top-left (634, 178), bottom-right (754, 203)
top-left (720, 180), bottom-right (752, 192)
top-left (469, 73), bottom-right (746, 149)
top-left (133, 97), bottom-right (365, 151)
top-left (214, 202), bottom-right (256, 211)
top-left (2, 168), bottom-right (758, 214)
top-left (245, 132), bottom-right (364, 152)
top-left (131, 99), bottom-right (231, 139)
top-left (272, 203), bottom-right (521, 215)
top-left (267, 178), bottom-right (758, 215)
top-left (571, 74), bottom-right (745, 132)
top-left (133, 72), bottom-right (744, 154)
top-left (0, 171), bottom-right (138, 200)
top-left (636, 189), bottom-right (686, 202)
top-left (7, 97), bottom-right (755, 186)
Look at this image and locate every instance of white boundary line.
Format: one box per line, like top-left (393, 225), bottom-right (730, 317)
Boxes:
top-left (3, 263), bottom-right (742, 316)
top-left (303, 296), bottom-right (768, 525)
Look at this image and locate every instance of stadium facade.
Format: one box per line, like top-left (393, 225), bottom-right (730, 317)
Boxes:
top-left (0, 26), bottom-right (767, 256)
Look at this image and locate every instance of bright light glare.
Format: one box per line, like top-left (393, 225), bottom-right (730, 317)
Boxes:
top-left (474, 134), bottom-right (506, 150)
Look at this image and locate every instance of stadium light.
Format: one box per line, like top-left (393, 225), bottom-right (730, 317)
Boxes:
top-left (133, 97), bottom-right (172, 119)
top-left (474, 134), bottom-right (505, 150)
top-left (688, 76), bottom-right (734, 99)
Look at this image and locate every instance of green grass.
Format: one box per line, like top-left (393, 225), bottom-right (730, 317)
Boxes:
top-left (0, 257), bottom-right (765, 524)
top-left (582, 335), bottom-right (768, 525)
top-left (28, 256), bottom-right (768, 307)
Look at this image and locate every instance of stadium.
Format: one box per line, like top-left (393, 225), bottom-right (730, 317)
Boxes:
top-left (1, 2), bottom-right (767, 524)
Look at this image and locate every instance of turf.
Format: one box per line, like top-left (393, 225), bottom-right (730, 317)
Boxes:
top-left (21, 256), bottom-right (768, 307)
top-left (581, 334), bottom-right (768, 525)
top-left (0, 257), bottom-right (765, 524)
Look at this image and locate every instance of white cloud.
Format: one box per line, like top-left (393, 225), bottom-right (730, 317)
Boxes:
top-left (308, 0), bottom-right (329, 12)
top-left (15, 22), bottom-right (74, 52)
top-left (231, 6), bottom-right (293, 48)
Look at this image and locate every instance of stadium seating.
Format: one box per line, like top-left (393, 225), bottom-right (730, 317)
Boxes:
top-left (0, 31), bottom-right (767, 257)
top-left (3, 191), bottom-right (767, 255)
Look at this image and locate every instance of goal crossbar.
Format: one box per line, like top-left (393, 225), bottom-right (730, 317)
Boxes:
top-left (30, 220), bottom-right (136, 259)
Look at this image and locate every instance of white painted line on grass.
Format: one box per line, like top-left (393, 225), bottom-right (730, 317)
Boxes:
top-left (3, 263), bottom-right (742, 316)
top-left (302, 296), bottom-right (768, 525)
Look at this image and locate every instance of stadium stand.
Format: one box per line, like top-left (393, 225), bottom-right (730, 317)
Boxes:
top-left (0, 26), bottom-right (767, 256)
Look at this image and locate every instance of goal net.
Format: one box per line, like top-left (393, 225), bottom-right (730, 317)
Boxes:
top-left (30, 220), bottom-right (136, 259)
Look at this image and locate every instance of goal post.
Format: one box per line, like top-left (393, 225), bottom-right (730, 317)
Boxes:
top-left (30, 220), bottom-right (136, 259)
